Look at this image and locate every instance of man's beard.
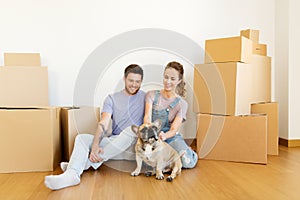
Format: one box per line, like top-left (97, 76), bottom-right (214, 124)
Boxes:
top-left (125, 86), bottom-right (140, 95)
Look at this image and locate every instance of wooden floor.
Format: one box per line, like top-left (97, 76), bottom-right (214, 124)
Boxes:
top-left (0, 145), bottom-right (300, 200)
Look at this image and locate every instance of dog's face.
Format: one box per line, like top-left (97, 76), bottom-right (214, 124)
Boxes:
top-left (131, 120), bottom-right (162, 152)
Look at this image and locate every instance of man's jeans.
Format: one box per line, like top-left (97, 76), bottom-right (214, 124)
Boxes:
top-left (67, 126), bottom-right (137, 176)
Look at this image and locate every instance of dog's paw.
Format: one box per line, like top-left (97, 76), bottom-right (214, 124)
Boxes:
top-left (131, 171), bottom-right (140, 176)
top-left (162, 168), bottom-right (172, 174)
top-left (166, 176), bottom-right (173, 182)
top-left (156, 174), bottom-right (164, 180)
top-left (144, 171), bottom-right (153, 177)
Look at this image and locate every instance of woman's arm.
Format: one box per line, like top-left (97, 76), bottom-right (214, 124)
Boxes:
top-left (161, 100), bottom-right (188, 140)
top-left (160, 116), bottom-right (183, 140)
top-left (143, 102), bottom-right (152, 124)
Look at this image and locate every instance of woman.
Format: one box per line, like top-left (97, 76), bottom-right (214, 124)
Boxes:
top-left (144, 61), bottom-right (198, 168)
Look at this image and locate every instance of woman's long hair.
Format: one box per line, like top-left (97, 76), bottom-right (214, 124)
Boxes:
top-left (165, 61), bottom-right (186, 97)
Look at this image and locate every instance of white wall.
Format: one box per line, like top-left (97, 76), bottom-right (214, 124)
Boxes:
top-left (275, 0), bottom-right (289, 139)
top-left (275, 0), bottom-right (300, 140)
top-left (0, 0), bottom-right (276, 138)
top-left (288, 0), bottom-right (300, 139)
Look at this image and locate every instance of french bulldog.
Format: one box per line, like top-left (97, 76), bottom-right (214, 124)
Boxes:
top-left (131, 120), bottom-right (182, 181)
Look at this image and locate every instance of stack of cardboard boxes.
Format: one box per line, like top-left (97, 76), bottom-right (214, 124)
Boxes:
top-left (0, 53), bottom-right (101, 172)
top-left (193, 30), bottom-right (279, 164)
top-left (0, 53), bottom-right (61, 173)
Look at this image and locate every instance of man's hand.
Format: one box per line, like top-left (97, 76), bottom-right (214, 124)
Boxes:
top-left (89, 144), bottom-right (104, 163)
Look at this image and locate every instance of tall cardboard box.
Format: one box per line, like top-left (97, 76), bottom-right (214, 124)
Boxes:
top-left (61, 107), bottom-right (100, 161)
top-left (0, 107), bottom-right (61, 173)
top-left (0, 66), bottom-right (49, 106)
top-left (251, 102), bottom-right (279, 155)
top-left (240, 29), bottom-right (260, 43)
top-left (4, 53), bottom-right (41, 66)
top-left (193, 55), bottom-right (271, 115)
top-left (205, 36), bottom-right (253, 63)
top-left (196, 113), bottom-right (267, 164)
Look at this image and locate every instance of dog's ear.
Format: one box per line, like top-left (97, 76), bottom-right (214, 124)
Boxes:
top-left (131, 125), bottom-right (139, 134)
top-left (153, 119), bottom-right (162, 130)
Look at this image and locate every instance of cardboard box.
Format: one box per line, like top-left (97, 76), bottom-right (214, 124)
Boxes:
top-left (61, 107), bottom-right (100, 161)
top-left (253, 43), bottom-right (267, 56)
top-left (251, 102), bottom-right (279, 155)
top-left (0, 107), bottom-right (61, 173)
top-left (0, 66), bottom-right (49, 106)
top-left (193, 55), bottom-right (271, 115)
top-left (240, 29), bottom-right (259, 43)
top-left (205, 36), bottom-right (253, 63)
top-left (196, 113), bottom-right (267, 164)
top-left (4, 53), bottom-right (41, 66)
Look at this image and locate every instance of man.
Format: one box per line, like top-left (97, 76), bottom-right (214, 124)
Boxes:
top-left (45, 64), bottom-right (145, 190)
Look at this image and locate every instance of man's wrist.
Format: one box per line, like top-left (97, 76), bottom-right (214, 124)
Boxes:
top-left (98, 123), bottom-right (106, 132)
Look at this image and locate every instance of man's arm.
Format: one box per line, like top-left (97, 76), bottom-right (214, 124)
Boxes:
top-left (89, 112), bottom-right (111, 163)
top-left (143, 102), bottom-right (152, 124)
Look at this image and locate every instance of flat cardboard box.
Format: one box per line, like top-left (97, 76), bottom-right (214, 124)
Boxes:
top-left (196, 113), bottom-right (267, 164)
top-left (193, 55), bottom-right (271, 115)
top-left (0, 107), bottom-right (61, 173)
top-left (240, 29), bottom-right (260, 43)
top-left (253, 43), bottom-right (267, 56)
top-left (4, 53), bottom-right (41, 66)
top-left (61, 107), bottom-right (100, 161)
top-left (251, 102), bottom-right (279, 155)
top-left (205, 36), bottom-right (253, 63)
top-left (0, 66), bottom-right (49, 106)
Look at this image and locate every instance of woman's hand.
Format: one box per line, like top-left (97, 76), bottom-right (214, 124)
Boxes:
top-left (89, 144), bottom-right (103, 163)
top-left (159, 131), bottom-right (167, 141)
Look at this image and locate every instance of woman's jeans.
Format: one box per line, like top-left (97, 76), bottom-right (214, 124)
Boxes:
top-left (165, 133), bottom-right (198, 168)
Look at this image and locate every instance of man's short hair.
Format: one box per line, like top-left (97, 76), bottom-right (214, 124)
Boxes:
top-left (124, 64), bottom-right (143, 80)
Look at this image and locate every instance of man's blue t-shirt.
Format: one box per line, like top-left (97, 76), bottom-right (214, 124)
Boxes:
top-left (101, 90), bottom-right (145, 135)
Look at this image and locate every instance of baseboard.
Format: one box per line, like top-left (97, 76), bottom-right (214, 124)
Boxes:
top-left (279, 138), bottom-right (300, 147)
top-left (192, 137), bottom-right (300, 148)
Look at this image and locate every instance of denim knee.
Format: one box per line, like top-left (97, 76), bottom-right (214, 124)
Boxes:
top-left (181, 148), bottom-right (198, 168)
top-left (166, 134), bottom-right (198, 168)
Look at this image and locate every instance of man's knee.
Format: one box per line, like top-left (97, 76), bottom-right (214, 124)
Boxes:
top-left (75, 134), bottom-right (94, 145)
